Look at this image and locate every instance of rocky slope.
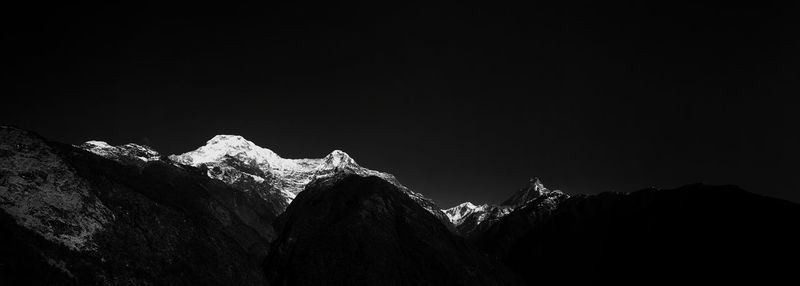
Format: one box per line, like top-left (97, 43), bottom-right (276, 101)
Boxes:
top-left (79, 141), bottom-right (161, 165)
top-left (483, 184), bottom-right (800, 285)
top-left (444, 178), bottom-right (566, 239)
top-left (264, 174), bottom-right (520, 285)
top-left (1, 126), bottom-right (275, 285)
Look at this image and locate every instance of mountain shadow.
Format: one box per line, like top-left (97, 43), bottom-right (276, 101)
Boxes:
top-left (264, 175), bottom-right (520, 286)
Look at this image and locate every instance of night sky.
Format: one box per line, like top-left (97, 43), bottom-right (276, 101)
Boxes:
top-left (5, 1), bottom-right (799, 207)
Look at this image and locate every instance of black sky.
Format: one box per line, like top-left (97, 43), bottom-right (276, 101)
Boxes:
top-left (4, 1), bottom-right (799, 207)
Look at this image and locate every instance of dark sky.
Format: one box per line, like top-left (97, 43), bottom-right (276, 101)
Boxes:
top-left (4, 1), bottom-right (799, 207)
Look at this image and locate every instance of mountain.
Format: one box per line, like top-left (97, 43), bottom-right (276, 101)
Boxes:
top-left (444, 202), bottom-right (481, 225)
top-left (475, 185), bottom-right (570, 256)
top-left (168, 135), bottom-right (385, 197)
top-left (483, 184), bottom-right (800, 285)
top-left (264, 174), bottom-right (520, 286)
top-left (501, 177), bottom-right (562, 207)
top-left (168, 135), bottom-right (449, 222)
top-left (6, 125), bottom-right (798, 285)
top-left (444, 178), bottom-right (567, 239)
top-left (78, 134), bottom-right (451, 224)
top-left (0, 126), bottom-right (275, 285)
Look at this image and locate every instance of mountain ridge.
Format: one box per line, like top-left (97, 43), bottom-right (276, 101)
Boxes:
top-left (76, 133), bottom-right (451, 224)
top-left (444, 178), bottom-right (567, 239)
top-left (5, 125), bottom-right (798, 285)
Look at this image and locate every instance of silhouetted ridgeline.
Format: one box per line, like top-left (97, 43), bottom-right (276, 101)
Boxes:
top-left (2, 126), bottom-right (798, 285)
top-left (478, 184), bottom-right (800, 285)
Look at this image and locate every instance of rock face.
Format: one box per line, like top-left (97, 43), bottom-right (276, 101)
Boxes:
top-left (167, 135), bottom-right (450, 223)
top-left (1, 129), bottom-right (114, 252)
top-left (79, 141), bottom-right (160, 165)
top-left (444, 178), bottom-right (566, 240)
top-left (500, 177), bottom-right (560, 207)
top-left (483, 184), bottom-right (800, 285)
top-left (450, 204), bottom-right (513, 241)
top-left (264, 174), bottom-right (520, 286)
top-left (1, 127), bottom-right (275, 285)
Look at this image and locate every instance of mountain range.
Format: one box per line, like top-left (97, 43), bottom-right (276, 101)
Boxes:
top-left (1, 126), bottom-right (798, 285)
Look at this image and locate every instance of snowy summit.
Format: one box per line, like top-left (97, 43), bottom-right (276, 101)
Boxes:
top-left (168, 134), bottom-right (392, 195)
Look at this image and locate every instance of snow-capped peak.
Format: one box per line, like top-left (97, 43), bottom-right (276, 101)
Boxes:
top-left (443, 202), bottom-right (480, 224)
top-left (169, 135), bottom-right (397, 195)
top-left (323, 150), bottom-right (356, 168)
top-left (173, 134), bottom-right (286, 167)
top-left (208, 134), bottom-right (249, 145)
top-left (165, 134), bottom-right (449, 222)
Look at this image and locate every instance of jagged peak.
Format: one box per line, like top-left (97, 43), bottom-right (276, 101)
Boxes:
top-left (500, 176), bottom-right (559, 207)
top-left (327, 149), bottom-right (349, 157)
top-left (323, 149), bottom-right (357, 167)
top-left (528, 177), bottom-right (545, 191)
top-left (443, 201), bottom-right (482, 224)
top-left (456, 202), bottom-right (478, 209)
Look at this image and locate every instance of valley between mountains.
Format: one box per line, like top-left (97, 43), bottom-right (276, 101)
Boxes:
top-left (1, 126), bottom-right (798, 285)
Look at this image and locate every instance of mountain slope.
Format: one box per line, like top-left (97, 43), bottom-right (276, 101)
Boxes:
top-left (0, 126), bottom-right (274, 285)
top-left (264, 174), bottom-right (519, 286)
top-left (475, 187), bottom-right (569, 256)
top-left (487, 184), bottom-right (800, 285)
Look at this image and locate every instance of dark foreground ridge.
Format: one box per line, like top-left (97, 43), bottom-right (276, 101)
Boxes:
top-left (479, 184), bottom-right (800, 286)
top-left (264, 175), bottom-right (519, 285)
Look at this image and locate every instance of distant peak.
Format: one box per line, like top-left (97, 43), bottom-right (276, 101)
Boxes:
top-left (443, 201), bottom-right (484, 225)
top-left (443, 202), bottom-right (479, 214)
top-left (324, 149), bottom-right (357, 167)
top-left (459, 202), bottom-right (478, 209)
top-left (500, 176), bottom-right (555, 207)
top-left (528, 177), bottom-right (545, 191)
top-left (327, 149), bottom-right (349, 157)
